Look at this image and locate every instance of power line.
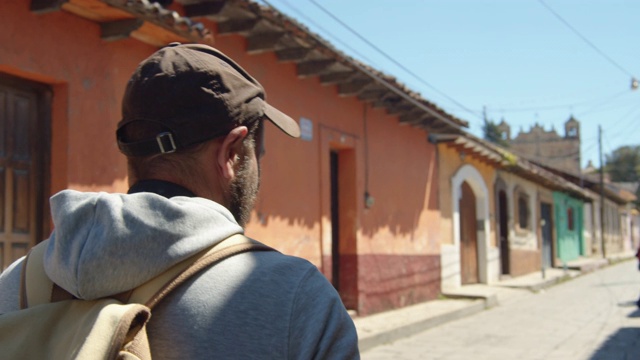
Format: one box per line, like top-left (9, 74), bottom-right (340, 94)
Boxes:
top-left (576, 97), bottom-right (639, 117)
top-left (257, 0), bottom-right (466, 130)
top-left (306, 0), bottom-right (483, 121)
top-left (606, 115), bottom-right (640, 143)
top-left (583, 139), bottom-right (599, 154)
top-left (485, 90), bottom-right (630, 115)
top-left (538, 0), bottom-right (636, 79)
top-left (604, 102), bottom-right (640, 135)
top-left (256, 0), bottom-right (378, 66)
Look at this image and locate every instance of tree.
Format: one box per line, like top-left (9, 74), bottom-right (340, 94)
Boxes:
top-left (482, 118), bottom-right (509, 148)
top-left (605, 145), bottom-right (640, 208)
top-left (605, 145), bottom-right (640, 182)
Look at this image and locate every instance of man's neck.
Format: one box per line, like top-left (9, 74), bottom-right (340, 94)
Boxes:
top-left (128, 180), bottom-right (196, 198)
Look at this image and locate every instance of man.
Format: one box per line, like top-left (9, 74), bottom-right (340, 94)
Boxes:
top-left (0, 43), bottom-right (359, 359)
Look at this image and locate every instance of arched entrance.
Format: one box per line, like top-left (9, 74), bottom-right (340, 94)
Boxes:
top-left (448, 164), bottom-right (494, 288)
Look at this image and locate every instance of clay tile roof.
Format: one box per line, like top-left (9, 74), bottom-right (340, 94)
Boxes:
top-left (72, 0), bottom-right (467, 133)
top-left (430, 133), bottom-right (594, 200)
top-left (103, 0), bottom-right (212, 42)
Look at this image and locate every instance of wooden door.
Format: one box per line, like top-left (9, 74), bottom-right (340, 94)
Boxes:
top-left (541, 202), bottom-right (554, 268)
top-left (0, 77), bottom-right (49, 270)
top-left (330, 150), bottom-right (340, 291)
top-left (459, 181), bottom-right (479, 284)
top-left (498, 190), bottom-right (510, 275)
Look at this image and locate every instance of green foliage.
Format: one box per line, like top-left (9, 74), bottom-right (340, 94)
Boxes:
top-left (605, 145), bottom-right (640, 182)
top-left (605, 145), bottom-right (640, 208)
top-left (482, 119), bottom-right (509, 148)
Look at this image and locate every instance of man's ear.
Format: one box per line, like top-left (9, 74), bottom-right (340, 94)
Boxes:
top-left (218, 126), bottom-right (249, 180)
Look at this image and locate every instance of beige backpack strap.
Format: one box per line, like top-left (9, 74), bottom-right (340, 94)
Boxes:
top-left (20, 240), bottom-right (56, 309)
top-left (20, 234), bottom-right (274, 309)
top-left (129, 234), bottom-right (275, 308)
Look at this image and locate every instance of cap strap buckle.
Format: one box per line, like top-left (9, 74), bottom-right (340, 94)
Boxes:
top-left (156, 132), bottom-right (177, 154)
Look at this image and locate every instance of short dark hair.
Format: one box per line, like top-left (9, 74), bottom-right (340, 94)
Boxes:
top-left (124, 119), bottom-right (261, 184)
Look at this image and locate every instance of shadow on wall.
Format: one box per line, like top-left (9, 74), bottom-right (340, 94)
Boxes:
top-left (254, 160), bottom-right (436, 237)
top-left (252, 129), bottom-right (438, 237)
top-left (588, 327), bottom-right (640, 360)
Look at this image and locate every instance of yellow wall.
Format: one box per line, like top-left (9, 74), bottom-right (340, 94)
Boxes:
top-left (437, 145), bottom-right (497, 247)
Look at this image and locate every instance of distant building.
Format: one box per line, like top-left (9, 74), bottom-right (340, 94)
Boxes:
top-left (497, 117), bottom-right (581, 174)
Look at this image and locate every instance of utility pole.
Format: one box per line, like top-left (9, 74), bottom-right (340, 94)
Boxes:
top-left (599, 125), bottom-right (606, 259)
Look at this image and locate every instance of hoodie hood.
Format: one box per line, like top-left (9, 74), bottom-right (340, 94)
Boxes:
top-left (43, 190), bottom-right (243, 300)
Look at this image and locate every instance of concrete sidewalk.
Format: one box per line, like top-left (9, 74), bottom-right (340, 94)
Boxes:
top-left (354, 253), bottom-right (633, 353)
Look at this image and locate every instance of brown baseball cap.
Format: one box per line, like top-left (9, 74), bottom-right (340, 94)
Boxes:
top-left (117, 43), bottom-right (300, 157)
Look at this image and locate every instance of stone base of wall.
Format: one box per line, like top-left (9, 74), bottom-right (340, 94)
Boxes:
top-left (509, 249), bottom-right (541, 277)
top-left (355, 254), bottom-right (441, 316)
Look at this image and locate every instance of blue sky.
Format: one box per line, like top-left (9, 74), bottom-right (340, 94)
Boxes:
top-left (257, 0), bottom-right (640, 168)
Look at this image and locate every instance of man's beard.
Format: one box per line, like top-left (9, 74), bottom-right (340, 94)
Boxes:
top-left (228, 154), bottom-right (259, 227)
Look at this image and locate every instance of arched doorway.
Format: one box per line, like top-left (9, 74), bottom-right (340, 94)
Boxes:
top-left (459, 181), bottom-right (479, 284)
top-left (445, 164), bottom-right (494, 290)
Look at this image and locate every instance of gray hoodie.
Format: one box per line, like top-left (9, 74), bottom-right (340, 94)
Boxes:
top-left (0, 190), bottom-right (359, 359)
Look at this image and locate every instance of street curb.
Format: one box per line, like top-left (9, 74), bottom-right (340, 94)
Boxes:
top-left (525, 273), bottom-right (572, 292)
top-left (441, 293), bottom-right (499, 308)
top-left (358, 299), bottom-right (487, 352)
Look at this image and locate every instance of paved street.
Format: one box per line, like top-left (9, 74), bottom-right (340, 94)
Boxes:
top-left (362, 260), bottom-right (640, 360)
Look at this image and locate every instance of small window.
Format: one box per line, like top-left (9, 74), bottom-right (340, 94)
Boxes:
top-left (517, 192), bottom-right (529, 229)
top-left (567, 207), bottom-right (574, 231)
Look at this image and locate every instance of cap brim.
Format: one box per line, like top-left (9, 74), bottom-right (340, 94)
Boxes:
top-left (264, 104), bottom-right (300, 138)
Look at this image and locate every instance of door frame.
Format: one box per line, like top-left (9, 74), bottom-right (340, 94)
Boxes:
top-left (540, 201), bottom-right (554, 268)
top-left (0, 73), bottom-right (51, 269)
top-left (494, 177), bottom-right (510, 276)
top-left (451, 164), bottom-right (491, 285)
top-left (320, 125), bottom-right (359, 310)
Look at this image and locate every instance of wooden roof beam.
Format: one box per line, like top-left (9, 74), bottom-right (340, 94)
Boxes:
top-left (427, 121), bottom-right (456, 134)
top-left (417, 111), bottom-right (460, 134)
top-left (217, 17), bottom-right (258, 35)
top-left (31, 0), bottom-right (67, 13)
top-left (297, 59), bottom-right (336, 78)
top-left (244, 19), bottom-right (286, 54)
top-left (276, 47), bottom-right (311, 62)
top-left (319, 71), bottom-right (355, 85)
top-left (183, 0), bottom-right (227, 18)
top-left (398, 110), bottom-right (428, 126)
top-left (246, 31), bottom-right (286, 54)
top-left (101, 18), bottom-right (144, 41)
top-left (338, 78), bottom-right (373, 97)
top-left (385, 100), bottom-right (413, 115)
top-left (357, 88), bottom-right (389, 103)
top-left (371, 94), bottom-right (400, 109)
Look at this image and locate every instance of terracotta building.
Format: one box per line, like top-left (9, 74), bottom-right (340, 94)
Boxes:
top-left (4, 0), bottom-right (633, 318)
top-left (0, 0), bottom-right (471, 316)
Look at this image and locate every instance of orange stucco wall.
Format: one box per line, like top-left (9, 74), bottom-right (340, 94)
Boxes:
top-left (4, 3), bottom-right (443, 315)
top-left (232, 40), bottom-right (442, 312)
top-left (2, 1), bottom-right (155, 194)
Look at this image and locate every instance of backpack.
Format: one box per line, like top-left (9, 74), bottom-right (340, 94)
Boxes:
top-left (0, 234), bottom-right (274, 360)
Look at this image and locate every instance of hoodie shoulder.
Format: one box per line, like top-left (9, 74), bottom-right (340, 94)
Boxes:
top-left (0, 257), bottom-right (24, 313)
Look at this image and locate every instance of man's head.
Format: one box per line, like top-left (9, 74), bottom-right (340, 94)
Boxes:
top-left (117, 43), bottom-right (300, 225)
